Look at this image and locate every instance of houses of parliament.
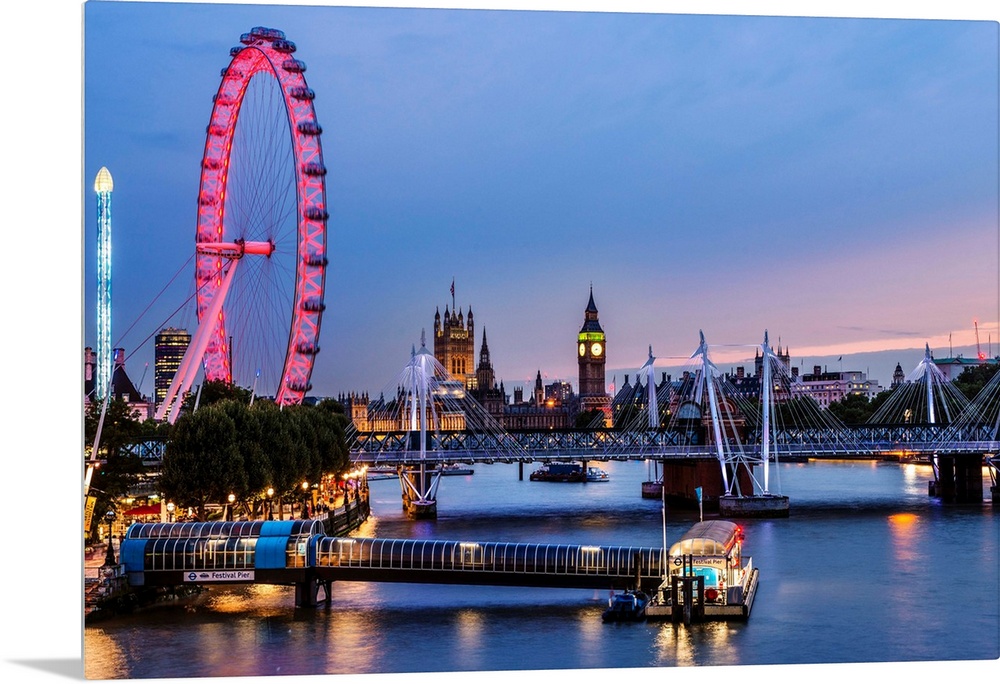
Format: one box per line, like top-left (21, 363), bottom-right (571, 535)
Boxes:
top-left (340, 287), bottom-right (613, 431)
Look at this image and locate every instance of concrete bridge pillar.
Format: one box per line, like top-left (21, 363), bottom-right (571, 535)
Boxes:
top-left (659, 458), bottom-right (752, 510)
top-left (930, 454), bottom-right (984, 504)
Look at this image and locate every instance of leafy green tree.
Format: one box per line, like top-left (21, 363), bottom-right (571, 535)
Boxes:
top-left (217, 399), bottom-right (272, 517)
top-left (575, 408), bottom-right (605, 429)
top-left (827, 393), bottom-right (876, 425)
top-left (953, 363), bottom-right (1000, 401)
top-left (160, 403), bottom-right (244, 521)
top-left (84, 398), bottom-right (148, 539)
top-left (312, 400), bottom-right (352, 476)
top-left (255, 402), bottom-right (298, 510)
top-left (181, 379), bottom-right (253, 412)
top-left (868, 389), bottom-right (893, 416)
top-left (287, 405), bottom-right (321, 486)
top-left (770, 396), bottom-right (825, 428)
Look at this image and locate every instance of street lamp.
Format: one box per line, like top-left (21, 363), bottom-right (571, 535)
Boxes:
top-left (301, 481), bottom-right (309, 519)
top-left (266, 487), bottom-right (274, 520)
top-left (103, 509), bottom-right (117, 566)
top-left (166, 502), bottom-right (175, 523)
top-left (227, 493), bottom-right (235, 521)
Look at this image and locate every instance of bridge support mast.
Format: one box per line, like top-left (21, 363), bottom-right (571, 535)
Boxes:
top-left (398, 334), bottom-right (442, 519)
top-left (719, 331), bottom-right (789, 518)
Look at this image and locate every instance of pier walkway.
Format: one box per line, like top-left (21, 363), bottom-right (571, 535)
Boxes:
top-left (119, 520), bottom-right (666, 607)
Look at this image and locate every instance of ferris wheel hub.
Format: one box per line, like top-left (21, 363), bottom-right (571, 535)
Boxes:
top-left (196, 239), bottom-right (275, 259)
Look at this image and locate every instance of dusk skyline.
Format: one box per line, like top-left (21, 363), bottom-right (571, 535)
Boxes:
top-left (6, 2), bottom-right (999, 684)
top-left (80, 1), bottom-right (998, 403)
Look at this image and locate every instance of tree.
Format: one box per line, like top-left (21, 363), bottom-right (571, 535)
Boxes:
top-left (158, 397), bottom-right (354, 521)
top-left (953, 363), bottom-right (1000, 401)
top-left (287, 406), bottom-right (321, 491)
top-left (575, 408), bottom-right (605, 429)
top-left (217, 399), bottom-right (272, 517)
top-left (160, 403), bottom-right (244, 521)
top-left (312, 399), bottom-right (352, 475)
top-left (255, 402), bottom-right (299, 509)
top-left (84, 398), bottom-right (149, 540)
top-left (181, 379), bottom-right (253, 412)
top-left (827, 393), bottom-right (876, 425)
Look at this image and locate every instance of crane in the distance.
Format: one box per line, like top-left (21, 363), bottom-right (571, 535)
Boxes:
top-left (974, 319), bottom-right (986, 362)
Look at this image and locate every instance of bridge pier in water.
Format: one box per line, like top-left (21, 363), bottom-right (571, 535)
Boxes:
top-left (929, 453), bottom-right (986, 504)
top-left (294, 574), bottom-right (334, 608)
top-left (659, 458), bottom-right (753, 511)
top-left (400, 467), bottom-right (439, 520)
top-left (657, 458), bottom-right (788, 517)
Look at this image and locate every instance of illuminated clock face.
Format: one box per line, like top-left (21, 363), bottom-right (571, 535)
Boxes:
top-left (579, 343), bottom-right (586, 356)
top-left (591, 342), bottom-right (603, 356)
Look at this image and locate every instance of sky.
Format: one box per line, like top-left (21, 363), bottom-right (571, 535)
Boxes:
top-left (5, 2), bottom-right (999, 684)
top-left (76, 1), bottom-right (999, 403)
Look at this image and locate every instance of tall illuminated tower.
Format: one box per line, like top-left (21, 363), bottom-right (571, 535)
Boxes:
top-left (577, 286), bottom-right (611, 424)
top-left (94, 167), bottom-right (114, 400)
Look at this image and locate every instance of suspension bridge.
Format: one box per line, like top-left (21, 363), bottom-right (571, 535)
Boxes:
top-left (336, 330), bottom-right (999, 519)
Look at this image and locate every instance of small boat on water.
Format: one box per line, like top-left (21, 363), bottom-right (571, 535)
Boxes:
top-left (440, 463), bottom-right (475, 476)
top-left (586, 466), bottom-right (610, 482)
top-left (530, 462), bottom-right (583, 482)
top-left (602, 589), bottom-right (649, 622)
top-left (530, 463), bottom-right (610, 482)
top-left (645, 519), bottom-right (759, 623)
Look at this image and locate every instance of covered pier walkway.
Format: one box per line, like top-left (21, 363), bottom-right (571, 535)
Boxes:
top-left (119, 521), bottom-right (666, 607)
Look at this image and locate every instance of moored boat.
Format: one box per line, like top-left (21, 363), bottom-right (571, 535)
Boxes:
top-left (529, 462), bottom-right (584, 482)
top-left (586, 466), bottom-right (610, 482)
top-left (441, 463), bottom-right (475, 476)
top-left (645, 519), bottom-right (759, 622)
top-left (601, 589), bottom-right (649, 622)
top-left (529, 463), bottom-right (610, 482)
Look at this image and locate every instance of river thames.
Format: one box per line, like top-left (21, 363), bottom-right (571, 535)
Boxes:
top-left (83, 459), bottom-right (998, 681)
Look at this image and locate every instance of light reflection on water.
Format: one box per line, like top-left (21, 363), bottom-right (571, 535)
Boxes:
top-left (84, 461), bottom-right (998, 679)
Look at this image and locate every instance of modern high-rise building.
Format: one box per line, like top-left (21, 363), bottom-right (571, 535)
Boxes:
top-left (155, 328), bottom-right (192, 408)
top-left (94, 167), bottom-right (114, 400)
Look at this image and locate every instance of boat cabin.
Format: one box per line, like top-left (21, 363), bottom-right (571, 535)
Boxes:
top-left (666, 520), bottom-right (744, 602)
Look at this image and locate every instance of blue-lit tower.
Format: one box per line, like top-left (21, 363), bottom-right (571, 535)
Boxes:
top-left (94, 167), bottom-right (114, 400)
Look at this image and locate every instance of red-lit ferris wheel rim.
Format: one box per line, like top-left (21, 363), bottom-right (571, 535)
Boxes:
top-left (195, 27), bottom-right (328, 405)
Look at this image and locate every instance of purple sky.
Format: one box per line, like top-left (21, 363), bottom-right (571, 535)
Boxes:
top-left (77, 2), bottom-right (998, 401)
top-left (7, 2), bottom-right (1000, 684)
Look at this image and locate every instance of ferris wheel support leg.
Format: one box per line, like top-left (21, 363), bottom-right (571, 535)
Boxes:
top-left (158, 260), bottom-right (241, 424)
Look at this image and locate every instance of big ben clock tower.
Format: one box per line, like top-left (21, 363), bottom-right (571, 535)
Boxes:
top-left (577, 287), bottom-right (611, 423)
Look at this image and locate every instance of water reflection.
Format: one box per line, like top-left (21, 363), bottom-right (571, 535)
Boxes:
top-left (454, 609), bottom-right (485, 670)
top-left (888, 512), bottom-right (920, 565)
top-left (652, 622), bottom-right (737, 667)
top-left (82, 629), bottom-right (129, 679)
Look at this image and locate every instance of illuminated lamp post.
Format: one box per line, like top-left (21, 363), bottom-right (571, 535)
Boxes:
top-left (166, 502), bottom-right (175, 523)
top-left (227, 493), bottom-right (235, 521)
top-left (103, 509), bottom-right (117, 566)
top-left (301, 481), bottom-right (309, 519)
top-left (266, 487), bottom-right (274, 520)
